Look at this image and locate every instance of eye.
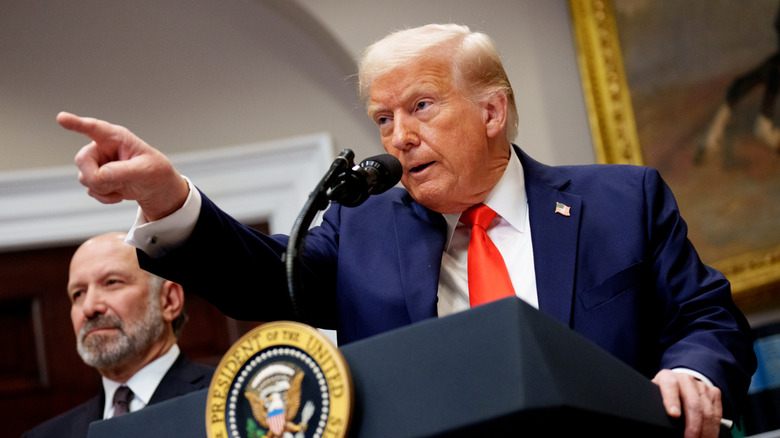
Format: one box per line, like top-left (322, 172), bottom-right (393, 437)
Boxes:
top-left (105, 278), bottom-right (124, 289)
top-left (70, 289), bottom-right (85, 302)
top-left (415, 101), bottom-right (432, 112)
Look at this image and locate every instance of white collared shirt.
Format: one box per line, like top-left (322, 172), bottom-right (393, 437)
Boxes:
top-left (101, 344), bottom-right (181, 419)
top-left (126, 179), bottom-right (200, 259)
top-left (437, 148), bottom-right (537, 317)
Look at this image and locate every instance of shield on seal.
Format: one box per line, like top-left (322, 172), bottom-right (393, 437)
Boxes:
top-left (267, 408), bottom-right (285, 435)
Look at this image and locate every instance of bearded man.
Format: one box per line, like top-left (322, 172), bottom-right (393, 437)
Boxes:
top-left (22, 232), bottom-right (213, 438)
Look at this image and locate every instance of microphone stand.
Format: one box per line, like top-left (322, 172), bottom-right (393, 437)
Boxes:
top-left (285, 149), bottom-right (356, 324)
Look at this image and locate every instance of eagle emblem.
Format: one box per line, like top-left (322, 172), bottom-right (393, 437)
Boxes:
top-left (245, 362), bottom-right (315, 438)
top-left (206, 322), bottom-right (352, 438)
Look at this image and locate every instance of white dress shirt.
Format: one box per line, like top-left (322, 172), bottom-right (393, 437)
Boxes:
top-left (437, 148), bottom-right (537, 317)
top-left (101, 344), bottom-right (181, 419)
top-left (126, 179), bottom-right (200, 258)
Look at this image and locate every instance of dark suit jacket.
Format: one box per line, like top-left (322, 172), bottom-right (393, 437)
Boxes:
top-left (138, 146), bottom-right (755, 417)
top-left (22, 353), bottom-right (213, 438)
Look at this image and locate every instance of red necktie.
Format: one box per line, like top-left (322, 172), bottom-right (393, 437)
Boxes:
top-left (460, 204), bottom-right (516, 307)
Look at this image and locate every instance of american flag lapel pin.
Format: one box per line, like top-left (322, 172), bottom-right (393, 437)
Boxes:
top-left (554, 202), bottom-right (571, 217)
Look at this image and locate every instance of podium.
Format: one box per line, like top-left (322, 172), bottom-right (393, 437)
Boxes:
top-left (88, 297), bottom-right (681, 437)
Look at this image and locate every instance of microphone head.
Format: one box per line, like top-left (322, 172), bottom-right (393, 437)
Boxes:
top-left (328, 153), bottom-right (402, 207)
top-left (359, 154), bottom-right (402, 195)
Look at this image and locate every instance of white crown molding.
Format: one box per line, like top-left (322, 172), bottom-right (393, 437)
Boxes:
top-left (0, 133), bottom-right (335, 251)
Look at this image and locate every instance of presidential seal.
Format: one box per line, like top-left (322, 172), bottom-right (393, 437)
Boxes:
top-left (206, 321), bottom-right (352, 438)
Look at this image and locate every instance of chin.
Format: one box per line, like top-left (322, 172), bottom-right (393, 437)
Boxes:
top-left (407, 181), bottom-right (461, 212)
top-left (414, 195), bottom-right (455, 214)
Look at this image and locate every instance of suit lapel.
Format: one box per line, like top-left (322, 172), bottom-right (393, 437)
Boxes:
top-left (72, 394), bottom-right (104, 437)
top-left (385, 149), bottom-right (581, 327)
top-left (392, 194), bottom-right (447, 323)
top-left (518, 148), bottom-right (581, 326)
top-left (149, 353), bottom-right (212, 404)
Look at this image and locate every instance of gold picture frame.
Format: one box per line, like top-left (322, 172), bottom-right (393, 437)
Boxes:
top-left (569, 0), bottom-right (780, 309)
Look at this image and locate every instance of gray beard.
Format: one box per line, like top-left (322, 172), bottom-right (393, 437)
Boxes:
top-left (76, 297), bottom-right (164, 370)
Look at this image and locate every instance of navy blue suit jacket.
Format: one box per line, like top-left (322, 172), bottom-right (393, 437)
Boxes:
top-left (138, 147), bottom-right (755, 416)
top-left (22, 353), bottom-right (213, 438)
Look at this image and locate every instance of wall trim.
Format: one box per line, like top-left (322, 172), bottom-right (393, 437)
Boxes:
top-left (0, 133), bottom-right (335, 251)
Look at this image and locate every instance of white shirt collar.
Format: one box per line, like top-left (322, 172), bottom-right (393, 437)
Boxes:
top-left (443, 147), bottom-right (527, 247)
top-left (102, 343), bottom-right (181, 418)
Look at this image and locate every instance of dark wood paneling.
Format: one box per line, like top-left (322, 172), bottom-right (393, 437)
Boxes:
top-left (0, 297), bottom-right (46, 392)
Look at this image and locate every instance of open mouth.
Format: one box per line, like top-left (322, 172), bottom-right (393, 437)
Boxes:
top-left (410, 161), bottom-right (435, 173)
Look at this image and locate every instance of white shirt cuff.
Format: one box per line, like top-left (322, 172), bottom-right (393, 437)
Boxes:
top-left (671, 368), bottom-right (714, 387)
top-left (125, 176), bottom-right (201, 258)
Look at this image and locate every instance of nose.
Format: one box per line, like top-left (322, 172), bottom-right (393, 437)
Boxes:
top-left (80, 287), bottom-right (107, 319)
top-left (390, 113), bottom-right (420, 151)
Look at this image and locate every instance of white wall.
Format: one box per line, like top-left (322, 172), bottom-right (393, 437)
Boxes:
top-left (0, 0), bottom-right (593, 172)
top-left (299, 0), bottom-right (594, 166)
top-left (0, 0), bottom-right (594, 250)
top-left (0, 0), bottom-right (594, 248)
top-left (0, 0), bottom-right (378, 171)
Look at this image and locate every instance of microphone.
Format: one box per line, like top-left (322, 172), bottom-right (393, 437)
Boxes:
top-left (285, 149), bottom-right (400, 323)
top-left (329, 154), bottom-right (402, 207)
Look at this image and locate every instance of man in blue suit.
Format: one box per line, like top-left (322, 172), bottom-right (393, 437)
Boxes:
top-left (57, 24), bottom-right (754, 438)
top-left (23, 233), bottom-right (213, 438)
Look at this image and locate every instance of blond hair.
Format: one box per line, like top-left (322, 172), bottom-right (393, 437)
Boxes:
top-left (358, 23), bottom-right (518, 142)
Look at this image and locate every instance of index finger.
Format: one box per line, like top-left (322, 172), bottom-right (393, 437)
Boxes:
top-left (56, 111), bottom-right (124, 144)
top-left (653, 371), bottom-right (682, 418)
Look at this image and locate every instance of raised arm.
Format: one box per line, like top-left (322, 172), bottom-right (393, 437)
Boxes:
top-left (58, 112), bottom-right (189, 221)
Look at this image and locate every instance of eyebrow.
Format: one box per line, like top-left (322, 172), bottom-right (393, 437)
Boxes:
top-left (366, 102), bottom-right (386, 119)
top-left (66, 269), bottom-right (131, 291)
top-left (367, 81), bottom-right (442, 119)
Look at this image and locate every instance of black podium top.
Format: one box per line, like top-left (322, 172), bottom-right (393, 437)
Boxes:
top-left (88, 298), bottom-right (684, 437)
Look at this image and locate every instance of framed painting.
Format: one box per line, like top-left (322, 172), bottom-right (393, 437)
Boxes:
top-left (570, 0), bottom-right (780, 309)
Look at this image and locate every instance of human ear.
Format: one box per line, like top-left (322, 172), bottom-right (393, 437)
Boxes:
top-left (159, 280), bottom-right (185, 323)
top-left (483, 92), bottom-right (508, 139)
